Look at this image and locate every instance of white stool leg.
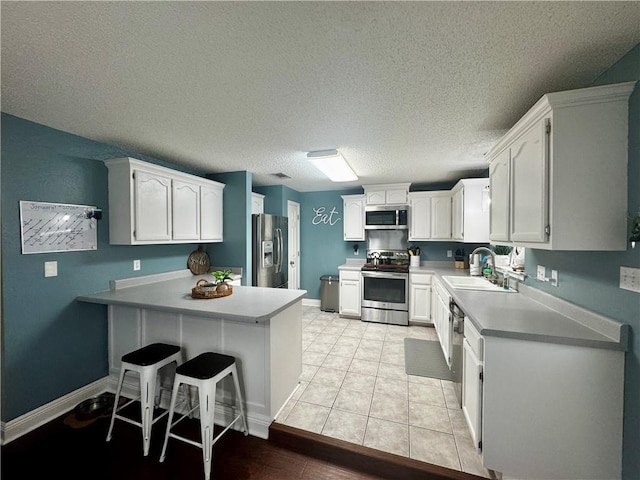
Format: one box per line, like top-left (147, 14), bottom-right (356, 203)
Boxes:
top-left (199, 382), bottom-right (216, 480)
top-left (139, 366), bottom-right (157, 456)
top-left (231, 365), bottom-right (249, 436)
top-left (106, 366), bottom-right (127, 442)
top-left (159, 376), bottom-right (182, 463)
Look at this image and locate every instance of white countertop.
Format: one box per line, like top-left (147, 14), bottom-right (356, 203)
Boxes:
top-left (78, 273), bottom-right (307, 324)
top-left (338, 261), bottom-right (627, 350)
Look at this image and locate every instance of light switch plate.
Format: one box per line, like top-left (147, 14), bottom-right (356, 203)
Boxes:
top-left (620, 266), bottom-right (640, 293)
top-left (133, 259), bottom-right (141, 271)
top-left (44, 261), bottom-right (57, 277)
top-left (537, 265), bottom-right (546, 281)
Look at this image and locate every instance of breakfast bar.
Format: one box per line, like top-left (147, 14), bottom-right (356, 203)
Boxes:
top-left (77, 270), bottom-right (307, 439)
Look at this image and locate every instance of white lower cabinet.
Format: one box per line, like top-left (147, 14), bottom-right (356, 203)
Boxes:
top-left (462, 318), bottom-right (483, 453)
top-left (339, 270), bottom-right (361, 317)
top-left (460, 322), bottom-right (625, 479)
top-left (409, 273), bottom-right (432, 324)
top-left (431, 277), bottom-right (451, 366)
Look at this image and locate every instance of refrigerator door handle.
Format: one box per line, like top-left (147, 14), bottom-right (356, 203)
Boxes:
top-left (275, 228), bottom-right (282, 273)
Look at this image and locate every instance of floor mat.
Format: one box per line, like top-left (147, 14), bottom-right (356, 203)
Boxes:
top-left (404, 338), bottom-right (453, 381)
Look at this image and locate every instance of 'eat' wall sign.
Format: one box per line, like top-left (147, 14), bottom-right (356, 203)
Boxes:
top-left (312, 206), bottom-right (341, 226)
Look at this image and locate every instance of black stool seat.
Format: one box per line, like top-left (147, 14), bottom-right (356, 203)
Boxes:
top-left (177, 352), bottom-right (236, 380)
top-left (122, 343), bottom-right (181, 366)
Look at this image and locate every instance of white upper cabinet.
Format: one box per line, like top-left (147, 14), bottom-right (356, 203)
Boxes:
top-left (342, 194), bottom-right (365, 241)
top-left (451, 178), bottom-right (490, 243)
top-left (133, 169), bottom-right (173, 242)
top-left (363, 183), bottom-right (411, 205)
top-left (105, 157), bottom-right (225, 245)
top-left (489, 151), bottom-right (510, 243)
top-left (486, 82), bottom-right (635, 250)
top-left (409, 191), bottom-right (452, 241)
top-left (200, 183), bottom-right (224, 242)
top-left (431, 193), bottom-right (452, 240)
top-left (172, 180), bottom-right (200, 241)
top-left (251, 192), bottom-right (265, 215)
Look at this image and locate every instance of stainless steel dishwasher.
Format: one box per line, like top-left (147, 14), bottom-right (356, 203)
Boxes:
top-left (449, 298), bottom-right (465, 408)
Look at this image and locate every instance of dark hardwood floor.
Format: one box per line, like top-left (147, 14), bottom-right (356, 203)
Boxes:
top-left (1, 404), bottom-right (482, 480)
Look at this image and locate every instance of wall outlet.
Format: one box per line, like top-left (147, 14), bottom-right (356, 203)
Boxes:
top-left (133, 259), bottom-right (141, 271)
top-left (551, 269), bottom-right (558, 287)
top-left (620, 266), bottom-right (640, 293)
top-left (447, 250), bottom-right (453, 258)
top-left (44, 261), bottom-right (58, 277)
top-left (536, 265), bottom-right (546, 281)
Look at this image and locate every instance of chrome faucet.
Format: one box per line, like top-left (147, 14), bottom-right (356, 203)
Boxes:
top-left (471, 247), bottom-right (498, 283)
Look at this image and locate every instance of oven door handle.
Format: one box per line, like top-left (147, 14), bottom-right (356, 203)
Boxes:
top-left (361, 271), bottom-right (408, 279)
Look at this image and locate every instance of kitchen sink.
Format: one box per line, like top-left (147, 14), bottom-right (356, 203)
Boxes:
top-left (442, 275), bottom-right (516, 292)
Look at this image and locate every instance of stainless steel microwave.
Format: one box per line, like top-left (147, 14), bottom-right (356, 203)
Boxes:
top-left (365, 205), bottom-right (409, 229)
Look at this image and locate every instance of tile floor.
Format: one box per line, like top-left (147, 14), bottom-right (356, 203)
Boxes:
top-left (274, 306), bottom-right (491, 478)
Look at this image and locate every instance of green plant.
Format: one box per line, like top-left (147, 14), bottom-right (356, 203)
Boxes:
top-left (493, 245), bottom-right (512, 255)
top-left (210, 269), bottom-right (234, 284)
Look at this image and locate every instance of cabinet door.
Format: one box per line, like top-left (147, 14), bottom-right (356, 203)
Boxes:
top-left (365, 190), bottom-right (386, 205)
top-left (134, 170), bottom-right (172, 241)
top-left (489, 150), bottom-right (510, 242)
top-left (200, 184), bottom-right (223, 242)
top-left (489, 151), bottom-right (510, 242)
top-left (386, 189), bottom-right (408, 205)
top-left (431, 195), bottom-right (452, 239)
top-left (410, 284), bottom-right (431, 323)
top-left (462, 338), bottom-right (483, 452)
top-left (343, 196), bottom-right (365, 241)
top-left (172, 180), bottom-right (200, 241)
top-left (451, 188), bottom-right (464, 240)
top-left (510, 118), bottom-right (549, 243)
top-left (339, 278), bottom-right (361, 316)
top-left (409, 194), bottom-right (431, 240)
top-left (252, 193), bottom-right (264, 215)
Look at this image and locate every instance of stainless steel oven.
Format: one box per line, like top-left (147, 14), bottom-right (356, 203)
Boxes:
top-left (361, 270), bottom-right (409, 326)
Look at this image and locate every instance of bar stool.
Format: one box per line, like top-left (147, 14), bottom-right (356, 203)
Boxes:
top-left (106, 343), bottom-right (183, 456)
top-left (160, 352), bottom-right (249, 480)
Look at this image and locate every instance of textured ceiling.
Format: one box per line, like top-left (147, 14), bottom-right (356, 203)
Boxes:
top-left (2, 1), bottom-right (639, 192)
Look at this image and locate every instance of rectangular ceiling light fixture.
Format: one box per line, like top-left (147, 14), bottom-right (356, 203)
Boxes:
top-left (307, 149), bottom-right (358, 182)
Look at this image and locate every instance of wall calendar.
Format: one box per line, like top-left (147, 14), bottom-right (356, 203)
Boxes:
top-left (20, 201), bottom-right (99, 254)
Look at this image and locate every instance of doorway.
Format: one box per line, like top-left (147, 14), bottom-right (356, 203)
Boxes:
top-left (287, 201), bottom-right (300, 290)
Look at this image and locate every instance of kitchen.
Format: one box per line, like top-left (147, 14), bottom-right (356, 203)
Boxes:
top-left (2, 2), bottom-right (640, 480)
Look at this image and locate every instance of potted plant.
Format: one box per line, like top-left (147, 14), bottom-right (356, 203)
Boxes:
top-left (492, 245), bottom-right (512, 267)
top-left (211, 270), bottom-right (234, 294)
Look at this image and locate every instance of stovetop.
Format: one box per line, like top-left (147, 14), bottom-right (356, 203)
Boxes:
top-left (363, 249), bottom-right (410, 272)
top-left (361, 263), bottom-right (409, 272)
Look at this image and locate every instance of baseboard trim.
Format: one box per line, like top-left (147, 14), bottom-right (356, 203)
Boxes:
top-left (302, 298), bottom-right (320, 307)
top-left (1, 373), bottom-right (271, 446)
top-left (1, 377), bottom-right (110, 445)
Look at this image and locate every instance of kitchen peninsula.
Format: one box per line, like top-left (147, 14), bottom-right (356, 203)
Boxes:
top-left (77, 270), bottom-right (307, 439)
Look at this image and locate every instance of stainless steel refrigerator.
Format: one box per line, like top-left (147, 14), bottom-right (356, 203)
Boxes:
top-left (252, 214), bottom-right (288, 288)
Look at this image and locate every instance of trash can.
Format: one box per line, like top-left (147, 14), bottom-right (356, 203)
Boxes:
top-left (320, 274), bottom-right (339, 312)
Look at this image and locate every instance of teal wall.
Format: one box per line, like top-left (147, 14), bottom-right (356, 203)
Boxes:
top-left (0, 114), bottom-right (207, 421)
top-left (299, 189), bottom-right (359, 298)
top-left (206, 171), bottom-right (252, 285)
top-left (522, 44), bottom-right (640, 479)
top-left (254, 184), bottom-right (302, 217)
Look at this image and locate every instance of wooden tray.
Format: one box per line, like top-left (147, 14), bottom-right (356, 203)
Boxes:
top-left (191, 279), bottom-right (233, 299)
